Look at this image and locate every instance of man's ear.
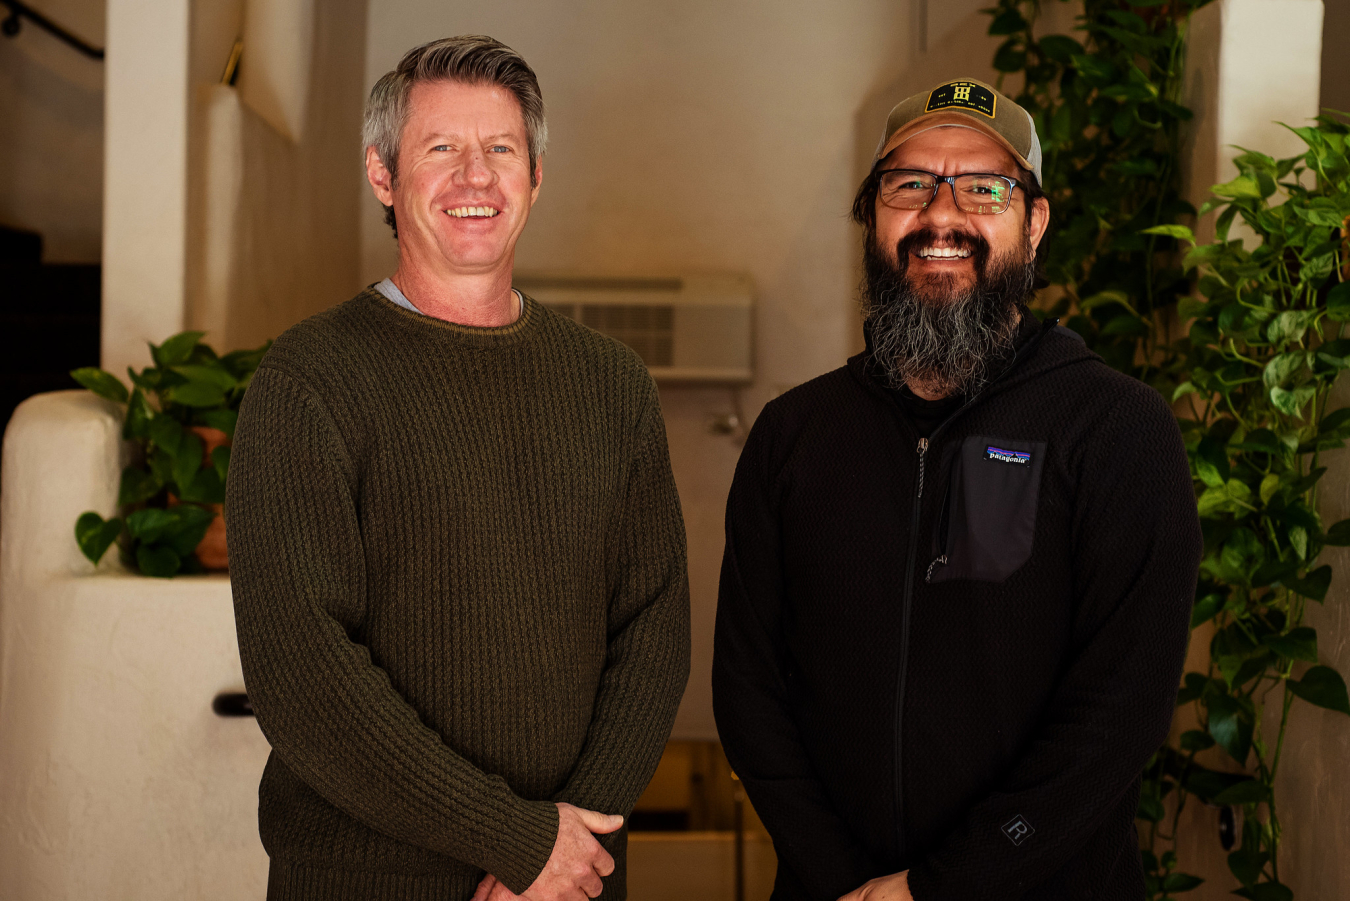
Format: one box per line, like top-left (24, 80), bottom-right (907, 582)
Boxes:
top-left (1028, 196), bottom-right (1050, 252)
top-left (530, 155), bottom-right (544, 203)
top-left (366, 145), bottom-right (395, 207)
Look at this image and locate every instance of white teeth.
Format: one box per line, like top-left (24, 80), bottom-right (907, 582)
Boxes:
top-left (918, 246), bottom-right (970, 259)
top-left (446, 206), bottom-right (499, 218)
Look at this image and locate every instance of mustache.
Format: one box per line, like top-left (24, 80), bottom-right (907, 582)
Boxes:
top-left (893, 227), bottom-right (991, 274)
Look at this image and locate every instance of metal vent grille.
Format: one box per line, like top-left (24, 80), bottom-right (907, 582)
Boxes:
top-left (546, 303), bottom-right (675, 367)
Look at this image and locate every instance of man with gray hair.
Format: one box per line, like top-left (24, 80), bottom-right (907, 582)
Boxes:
top-left (228, 36), bottom-right (690, 901)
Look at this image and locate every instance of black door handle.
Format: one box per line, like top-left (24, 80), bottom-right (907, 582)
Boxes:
top-left (212, 692), bottom-right (254, 717)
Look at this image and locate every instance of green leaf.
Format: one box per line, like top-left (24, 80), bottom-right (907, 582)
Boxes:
top-left (1233, 882), bottom-right (1294, 901)
top-left (70, 368), bottom-right (129, 404)
top-left (161, 504), bottom-right (215, 557)
top-left (1285, 564), bottom-right (1331, 601)
top-left (1037, 34), bottom-right (1084, 64)
top-left (173, 430), bottom-right (205, 494)
top-left (1212, 175), bottom-right (1263, 199)
top-left (1191, 593), bottom-right (1225, 628)
top-left (1178, 672), bottom-right (1210, 705)
top-left (1328, 282), bottom-right (1350, 321)
top-left (147, 414), bottom-right (183, 457)
top-left (126, 507), bottom-right (182, 543)
top-left (169, 364), bottom-right (236, 391)
top-left (75, 512), bottom-right (124, 564)
top-left (153, 331), bottom-right (206, 367)
top-left (1212, 779), bottom-right (1268, 805)
top-left (1179, 728), bottom-right (1216, 751)
top-left (1267, 627), bottom-right (1318, 662)
top-left (1196, 458), bottom-right (1225, 489)
top-left (117, 466), bottom-right (161, 507)
top-left (195, 408), bottom-right (239, 436)
top-left (168, 380), bottom-right (228, 408)
top-left (1161, 872), bottom-right (1204, 893)
top-left (1207, 692), bottom-right (1253, 764)
top-left (124, 389), bottom-right (155, 440)
top-left (1259, 473), bottom-right (1281, 504)
top-left (1137, 794), bottom-right (1165, 822)
top-left (1140, 223), bottom-right (1196, 243)
top-left (987, 7), bottom-right (1027, 35)
top-left (993, 39), bottom-right (1026, 72)
top-left (1323, 518), bottom-right (1350, 546)
top-left (1287, 665), bottom-right (1350, 715)
top-left (211, 445), bottom-right (231, 481)
top-left (136, 543), bottom-right (182, 578)
top-left (1269, 385), bottom-right (1316, 417)
top-left (180, 467), bottom-right (225, 505)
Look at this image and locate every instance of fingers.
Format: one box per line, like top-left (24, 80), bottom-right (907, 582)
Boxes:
top-left (592, 845), bottom-right (615, 878)
top-left (471, 874), bottom-right (496, 901)
top-left (573, 806), bottom-right (624, 836)
top-left (581, 866), bottom-right (605, 899)
top-left (486, 879), bottom-right (519, 901)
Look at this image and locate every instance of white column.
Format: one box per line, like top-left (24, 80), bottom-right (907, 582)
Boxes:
top-left (101, 0), bottom-right (192, 376)
top-left (1182, 0), bottom-right (1325, 244)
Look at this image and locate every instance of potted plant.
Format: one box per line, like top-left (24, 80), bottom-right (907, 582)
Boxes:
top-left (71, 330), bottom-right (270, 577)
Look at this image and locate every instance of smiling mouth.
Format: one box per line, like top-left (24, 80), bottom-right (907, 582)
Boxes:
top-left (445, 206), bottom-right (500, 219)
top-left (915, 246), bottom-right (972, 261)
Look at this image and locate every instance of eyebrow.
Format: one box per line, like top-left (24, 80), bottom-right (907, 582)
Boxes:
top-left (422, 132), bottom-right (523, 144)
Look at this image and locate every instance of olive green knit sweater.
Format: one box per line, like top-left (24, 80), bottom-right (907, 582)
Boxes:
top-left (227, 289), bottom-right (691, 901)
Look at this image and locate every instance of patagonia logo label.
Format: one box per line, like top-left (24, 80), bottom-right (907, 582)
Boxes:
top-left (1002, 815), bottom-right (1035, 846)
top-left (986, 446), bottom-right (1031, 465)
top-left (925, 81), bottom-right (997, 118)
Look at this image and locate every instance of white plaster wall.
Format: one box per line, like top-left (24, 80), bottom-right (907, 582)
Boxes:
top-left (0, 391), bottom-right (270, 900)
top-left (361, 0), bottom-right (916, 740)
top-left (0, 0), bottom-right (104, 262)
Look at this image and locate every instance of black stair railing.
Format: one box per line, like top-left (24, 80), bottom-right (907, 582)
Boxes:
top-left (1, 0), bottom-right (104, 60)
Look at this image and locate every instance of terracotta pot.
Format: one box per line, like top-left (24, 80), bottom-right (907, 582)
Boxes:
top-left (187, 425), bottom-right (230, 571)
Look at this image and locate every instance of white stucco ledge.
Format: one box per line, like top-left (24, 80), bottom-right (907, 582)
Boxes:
top-left (0, 390), bottom-right (270, 900)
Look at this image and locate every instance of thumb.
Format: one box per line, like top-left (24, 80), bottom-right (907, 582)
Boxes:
top-left (575, 807), bottom-right (624, 835)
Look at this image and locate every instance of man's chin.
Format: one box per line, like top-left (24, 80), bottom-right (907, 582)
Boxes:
top-left (903, 270), bottom-right (976, 306)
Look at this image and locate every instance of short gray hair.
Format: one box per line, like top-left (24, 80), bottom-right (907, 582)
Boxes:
top-left (362, 35), bottom-right (548, 235)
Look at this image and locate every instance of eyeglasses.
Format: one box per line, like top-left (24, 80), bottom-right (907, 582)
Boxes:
top-left (875, 168), bottom-right (1023, 215)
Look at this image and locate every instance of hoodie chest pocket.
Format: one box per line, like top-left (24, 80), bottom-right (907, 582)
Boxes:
top-left (928, 435), bottom-right (1047, 584)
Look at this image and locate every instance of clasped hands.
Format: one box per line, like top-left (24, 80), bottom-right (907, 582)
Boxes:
top-left (837, 870), bottom-right (912, 901)
top-left (472, 802), bottom-right (623, 901)
top-left (470, 802), bottom-right (911, 901)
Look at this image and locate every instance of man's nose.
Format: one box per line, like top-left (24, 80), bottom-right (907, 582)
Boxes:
top-left (920, 181), bottom-right (966, 228)
top-left (457, 150), bottom-right (494, 187)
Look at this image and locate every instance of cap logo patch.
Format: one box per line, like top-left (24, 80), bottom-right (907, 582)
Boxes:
top-left (926, 81), bottom-right (997, 119)
top-left (986, 446), bottom-right (1031, 465)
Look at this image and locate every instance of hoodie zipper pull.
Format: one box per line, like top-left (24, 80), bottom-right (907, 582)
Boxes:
top-left (916, 438), bottom-right (928, 499)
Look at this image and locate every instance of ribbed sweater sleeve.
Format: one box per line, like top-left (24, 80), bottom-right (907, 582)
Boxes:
top-left (713, 408), bottom-right (879, 899)
top-left (228, 366), bottom-right (559, 893)
top-left (553, 383), bottom-right (691, 822)
top-left (905, 388), bottom-right (1202, 900)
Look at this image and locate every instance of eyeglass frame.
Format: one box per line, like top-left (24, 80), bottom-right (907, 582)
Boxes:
top-left (873, 167), bottom-right (1026, 215)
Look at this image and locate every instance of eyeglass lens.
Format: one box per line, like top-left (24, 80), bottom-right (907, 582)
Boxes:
top-left (878, 170), bottom-right (1014, 215)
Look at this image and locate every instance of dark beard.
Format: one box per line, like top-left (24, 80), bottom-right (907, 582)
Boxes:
top-left (862, 225), bottom-right (1036, 397)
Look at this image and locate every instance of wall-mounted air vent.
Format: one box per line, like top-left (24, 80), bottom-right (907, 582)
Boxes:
top-left (514, 275), bottom-right (753, 383)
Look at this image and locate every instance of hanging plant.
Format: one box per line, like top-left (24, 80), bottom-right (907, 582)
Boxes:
top-left (1136, 115), bottom-right (1350, 900)
top-left (70, 331), bottom-right (270, 577)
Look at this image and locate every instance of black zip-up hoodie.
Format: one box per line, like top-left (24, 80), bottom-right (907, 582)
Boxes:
top-left (712, 320), bottom-right (1202, 901)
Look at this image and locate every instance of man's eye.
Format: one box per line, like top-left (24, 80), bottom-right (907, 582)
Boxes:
top-left (490, 145), bottom-right (511, 153)
top-left (432, 145), bottom-right (450, 152)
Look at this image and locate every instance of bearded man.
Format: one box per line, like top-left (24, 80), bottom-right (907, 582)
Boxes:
top-left (712, 79), bottom-right (1201, 901)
